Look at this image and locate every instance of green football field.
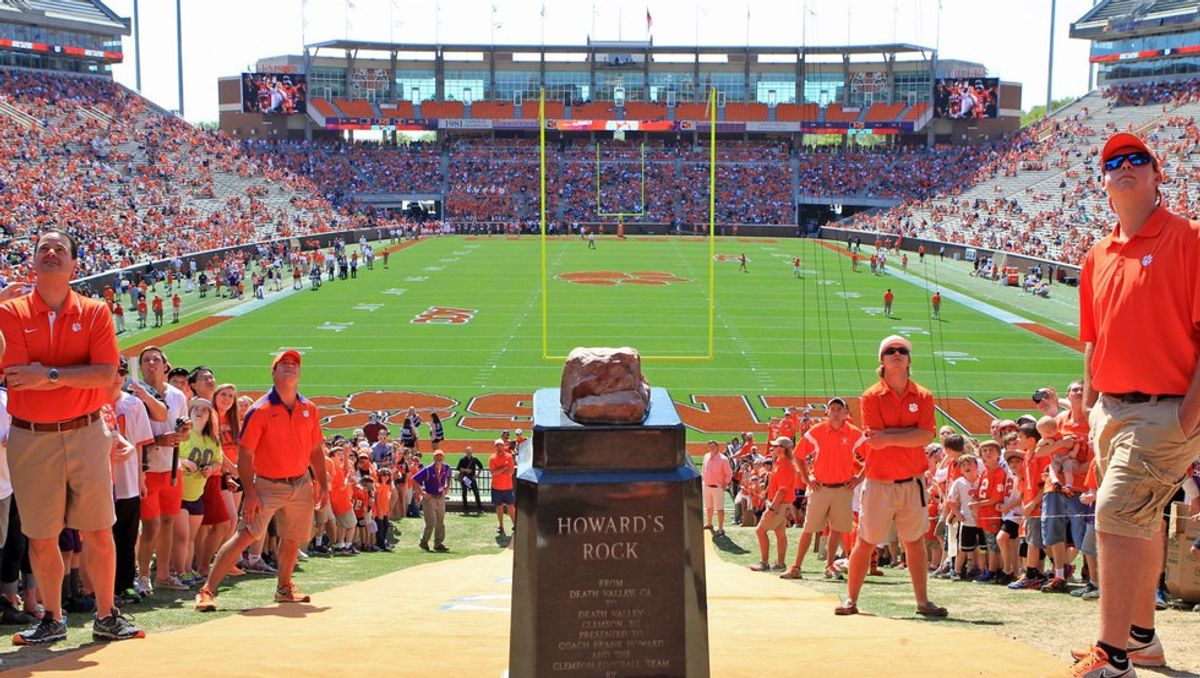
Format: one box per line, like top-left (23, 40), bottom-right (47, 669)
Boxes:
top-left (120, 235), bottom-right (1085, 442)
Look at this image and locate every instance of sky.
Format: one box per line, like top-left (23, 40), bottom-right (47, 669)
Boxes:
top-left (103, 0), bottom-right (1099, 124)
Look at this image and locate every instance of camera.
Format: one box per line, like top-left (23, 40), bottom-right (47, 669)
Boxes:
top-left (1032, 389), bottom-right (1048, 404)
top-left (175, 417), bottom-right (189, 431)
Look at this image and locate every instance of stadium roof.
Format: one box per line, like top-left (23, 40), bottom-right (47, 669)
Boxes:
top-left (305, 39), bottom-right (935, 58)
top-left (1073, 0), bottom-right (1200, 39)
top-left (0, 0), bottom-right (128, 34)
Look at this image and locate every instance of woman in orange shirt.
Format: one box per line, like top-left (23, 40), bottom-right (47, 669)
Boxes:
top-left (750, 438), bottom-right (798, 572)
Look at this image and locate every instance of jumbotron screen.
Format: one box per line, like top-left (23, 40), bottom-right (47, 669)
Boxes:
top-left (241, 72), bottom-right (307, 115)
top-left (933, 78), bottom-right (999, 119)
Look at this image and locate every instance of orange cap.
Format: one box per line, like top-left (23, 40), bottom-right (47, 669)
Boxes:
top-left (1101, 132), bottom-right (1155, 166)
top-left (272, 349), bottom-right (302, 369)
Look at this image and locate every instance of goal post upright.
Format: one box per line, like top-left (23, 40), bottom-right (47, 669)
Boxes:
top-left (539, 87), bottom-right (548, 360)
top-left (708, 86), bottom-right (717, 359)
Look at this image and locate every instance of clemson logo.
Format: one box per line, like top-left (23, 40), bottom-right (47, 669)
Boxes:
top-left (555, 271), bottom-right (690, 287)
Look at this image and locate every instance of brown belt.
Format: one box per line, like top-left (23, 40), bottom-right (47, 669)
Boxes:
top-left (819, 480), bottom-right (852, 489)
top-left (11, 410), bottom-right (101, 433)
top-left (1105, 392), bottom-right (1183, 404)
top-left (258, 474), bottom-right (308, 484)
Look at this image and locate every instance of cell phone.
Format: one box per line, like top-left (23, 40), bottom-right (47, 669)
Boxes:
top-left (175, 417), bottom-right (188, 432)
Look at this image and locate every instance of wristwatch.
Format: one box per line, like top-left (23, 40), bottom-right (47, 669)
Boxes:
top-left (47, 367), bottom-right (60, 384)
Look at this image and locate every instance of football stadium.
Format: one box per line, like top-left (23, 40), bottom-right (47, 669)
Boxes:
top-left (0, 0), bottom-right (1198, 676)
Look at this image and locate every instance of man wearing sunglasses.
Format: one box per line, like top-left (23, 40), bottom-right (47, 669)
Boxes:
top-left (835, 334), bottom-right (946, 618)
top-left (1072, 133), bottom-right (1200, 677)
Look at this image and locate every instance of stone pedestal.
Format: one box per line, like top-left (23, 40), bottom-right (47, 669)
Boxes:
top-left (510, 388), bottom-right (709, 678)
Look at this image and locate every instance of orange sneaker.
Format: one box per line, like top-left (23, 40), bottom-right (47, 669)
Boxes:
top-left (1069, 645), bottom-right (1134, 677)
top-left (274, 584), bottom-right (310, 604)
top-left (193, 588), bottom-right (217, 613)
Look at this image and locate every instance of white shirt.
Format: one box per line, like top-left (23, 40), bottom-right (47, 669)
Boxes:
top-left (949, 476), bottom-right (977, 527)
top-left (145, 383), bottom-right (187, 473)
top-left (0, 389), bottom-right (12, 500)
top-left (113, 392), bottom-right (155, 500)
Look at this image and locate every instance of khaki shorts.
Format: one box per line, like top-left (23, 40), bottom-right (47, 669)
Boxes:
top-left (239, 476), bottom-right (314, 544)
top-left (858, 478), bottom-right (927, 545)
top-left (802, 484), bottom-right (854, 534)
top-left (758, 504), bottom-right (788, 531)
top-left (702, 485), bottom-right (726, 511)
top-left (8, 416), bottom-right (115, 539)
top-left (1091, 395), bottom-right (1200, 540)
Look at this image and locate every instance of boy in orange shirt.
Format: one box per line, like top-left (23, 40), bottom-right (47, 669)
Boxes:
top-left (972, 441), bottom-right (1009, 583)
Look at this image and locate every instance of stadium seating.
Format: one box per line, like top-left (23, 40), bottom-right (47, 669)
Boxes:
top-left (469, 101), bottom-right (515, 119)
top-left (774, 103), bottom-right (820, 122)
top-left (571, 102), bottom-right (616, 119)
top-left (903, 102), bottom-right (930, 121)
top-left (311, 98), bottom-right (339, 118)
top-left (333, 98), bottom-right (377, 117)
top-left (865, 103), bottom-right (906, 122)
top-left (0, 69), bottom-right (361, 282)
top-left (723, 102), bottom-right (768, 122)
top-left (420, 101), bottom-right (465, 118)
top-left (822, 104), bottom-right (860, 123)
top-left (379, 100), bottom-right (415, 118)
top-left (520, 100), bottom-right (564, 119)
top-left (622, 101), bottom-right (667, 120)
top-left (674, 102), bottom-right (710, 120)
top-left (843, 78), bottom-right (1200, 264)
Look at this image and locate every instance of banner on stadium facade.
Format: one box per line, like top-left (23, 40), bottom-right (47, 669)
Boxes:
top-left (493, 119), bottom-right (540, 130)
top-left (323, 117), bottom-right (434, 131)
top-left (0, 38), bottom-right (121, 62)
top-left (933, 77), bottom-right (999, 119)
top-left (437, 118), bottom-right (493, 130)
top-left (548, 119), bottom-right (677, 132)
top-left (241, 72), bottom-right (307, 115)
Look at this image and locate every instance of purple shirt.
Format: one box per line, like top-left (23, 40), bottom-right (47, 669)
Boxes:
top-left (413, 463), bottom-right (451, 496)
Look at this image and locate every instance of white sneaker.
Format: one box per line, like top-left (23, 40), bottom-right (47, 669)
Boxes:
top-left (296, 550), bottom-right (310, 561)
top-left (1126, 634), bottom-right (1165, 668)
top-left (135, 576), bottom-right (153, 597)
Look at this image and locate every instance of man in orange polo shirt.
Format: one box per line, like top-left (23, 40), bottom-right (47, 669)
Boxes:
top-left (835, 334), bottom-right (946, 618)
top-left (1071, 132), bottom-right (1200, 677)
top-left (0, 229), bottom-right (144, 644)
top-left (489, 437), bottom-right (516, 536)
top-left (194, 350), bottom-right (329, 612)
top-left (782, 397), bottom-right (865, 580)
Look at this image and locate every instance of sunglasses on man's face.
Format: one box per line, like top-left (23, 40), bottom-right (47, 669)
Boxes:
top-left (1103, 151), bottom-right (1153, 172)
top-left (883, 347), bottom-right (910, 356)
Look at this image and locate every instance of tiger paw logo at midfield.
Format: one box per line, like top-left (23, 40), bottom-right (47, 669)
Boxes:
top-left (555, 271), bottom-right (690, 286)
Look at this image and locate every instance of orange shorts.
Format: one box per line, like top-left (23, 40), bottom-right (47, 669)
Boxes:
top-left (140, 470), bottom-right (184, 520)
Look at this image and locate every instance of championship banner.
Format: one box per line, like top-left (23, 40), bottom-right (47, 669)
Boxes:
top-left (437, 119), bottom-right (494, 130)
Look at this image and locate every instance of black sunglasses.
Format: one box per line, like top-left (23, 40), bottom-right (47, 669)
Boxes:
top-left (883, 347), bottom-right (910, 356)
top-left (1103, 151), bottom-right (1153, 172)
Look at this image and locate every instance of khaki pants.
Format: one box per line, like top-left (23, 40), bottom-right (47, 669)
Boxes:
top-left (421, 495), bottom-right (446, 547)
top-left (1091, 395), bottom-right (1200, 539)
